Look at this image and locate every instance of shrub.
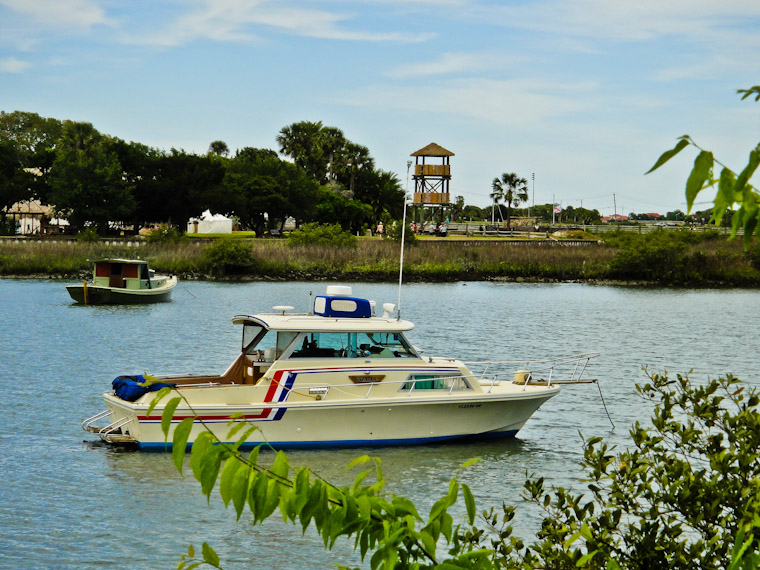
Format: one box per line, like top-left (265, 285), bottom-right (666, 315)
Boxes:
top-left (287, 223), bottom-right (357, 248)
top-left (0, 216), bottom-right (15, 236)
top-left (383, 220), bottom-right (418, 245)
top-left (202, 237), bottom-right (256, 277)
top-left (76, 227), bottom-right (100, 242)
top-left (145, 226), bottom-right (189, 244)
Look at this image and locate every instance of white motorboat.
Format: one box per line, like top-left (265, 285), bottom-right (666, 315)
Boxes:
top-left (83, 286), bottom-right (597, 449)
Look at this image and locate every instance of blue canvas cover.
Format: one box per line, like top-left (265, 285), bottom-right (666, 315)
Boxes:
top-left (313, 295), bottom-right (372, 318)
top-left (112, 375), bottom-right (176, 402)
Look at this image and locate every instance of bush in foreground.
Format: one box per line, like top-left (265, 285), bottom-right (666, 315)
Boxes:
top-left (153, 371), bottom-right (760, 570)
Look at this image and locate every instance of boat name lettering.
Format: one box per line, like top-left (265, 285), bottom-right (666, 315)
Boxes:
top-left (458, 403), bottom-right (481, 409)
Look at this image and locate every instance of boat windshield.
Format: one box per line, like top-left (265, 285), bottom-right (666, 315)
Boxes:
top-left (289, 331), bottom-right (418, 359)
top-left (242, 324), bottom-right (298, 360)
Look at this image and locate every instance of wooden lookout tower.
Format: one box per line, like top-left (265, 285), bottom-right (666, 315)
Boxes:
top-left (411, 143), bottom-right (453, 215)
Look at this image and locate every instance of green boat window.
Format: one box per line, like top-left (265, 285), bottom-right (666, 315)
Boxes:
top-left (400, 373), bottom-right (471, 391)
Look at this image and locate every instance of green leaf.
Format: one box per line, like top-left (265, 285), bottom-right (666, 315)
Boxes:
top-left (712, 167), bottom-right (736, 226)
top-left (734, 148), bottom-right (760, 195)
top-left (418, 529), bottom-right (437, 558)
top-left (446, 478), bottom-right (459, 505)
top-left (250, 471), bottom-right (269, 521)
top-left (146, 387), bottom-right (172, 418)
top-left (577, 549), bottom-right (599, 566)
top-left (685, 150), bottom-right (713, 212)
top-left (199, 446), bottom-right (223, 500)
top-left (462, 483), bottom-right (476, 525)
top-left (161, 397), bottom-right (182, 441)
top-left (190, 432), bottom-right (214, 483)
top-left (231, 464), bottom-right (251, 520)
top-left (269, 451), bottom-right (290, 481)
top-left (219, 456), bottom-right (241, 507)
top-left (347, 455), bottom-right (374, 469)
top-left (172, 417), bottom-right (194, 473)
top-left (743, 205), bottom-right (760, 249)
top-left (461, 457), bottom-right (482, 469)
top-left (737, 85), bottom-right (760, 101)
top-left (645, 137), bottom-right (690, 174)
top-left (201, 542), bottom-right (220, 568)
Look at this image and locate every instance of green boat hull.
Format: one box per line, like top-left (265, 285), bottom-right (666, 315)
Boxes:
top-left (66, 278), bottom-right (176, 305)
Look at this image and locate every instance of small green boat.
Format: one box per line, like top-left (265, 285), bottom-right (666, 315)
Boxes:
top-left (66, 258), bottom-right (177, 305)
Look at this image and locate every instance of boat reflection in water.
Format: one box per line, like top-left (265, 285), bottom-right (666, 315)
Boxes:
top-left (83, 285), bottom-right (597, 449)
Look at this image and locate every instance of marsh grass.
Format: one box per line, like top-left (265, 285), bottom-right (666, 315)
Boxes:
top-left (1, 234), bottom-right (758, 285)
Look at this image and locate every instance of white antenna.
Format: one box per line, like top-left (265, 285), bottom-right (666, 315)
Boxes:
top-left (397, 160), bottom-right (412, 319)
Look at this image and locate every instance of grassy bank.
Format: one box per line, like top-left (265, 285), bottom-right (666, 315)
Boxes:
top-left (1, 230), bottom-right (759, 286)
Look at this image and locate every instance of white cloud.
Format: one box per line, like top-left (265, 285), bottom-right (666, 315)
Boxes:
top-left (484, 0), bottom-right (760, 42)
top-left (0, 57), bottom-right (30, 73)
top-left (125, 0), bottom-right (432, 47)
top-left (337, 78), bottom-right (593, 128)
top-left (0, 0), bottom-right (111, 30)
top-left (388, 52), bottom-right (521, 79)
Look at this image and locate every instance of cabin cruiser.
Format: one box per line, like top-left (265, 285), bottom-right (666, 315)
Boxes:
top-left (66, 258), bottom-right (177, 305)
top-left (83, 286), bottom-right (597, 449)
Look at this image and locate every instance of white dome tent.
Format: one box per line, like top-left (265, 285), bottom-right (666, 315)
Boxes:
top-left (187, 210), bottom-right (233, 234)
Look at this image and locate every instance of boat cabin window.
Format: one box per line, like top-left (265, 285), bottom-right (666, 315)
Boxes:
top-left (400, 373), bottom-right (471, 392)
top-left (242, 323), bottom-right (298, 361)
top-left (289, 332), bottom-right (417, 359)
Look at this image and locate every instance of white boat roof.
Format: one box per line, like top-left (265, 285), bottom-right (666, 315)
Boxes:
top-left (232, 312), bottom-right (415, 333)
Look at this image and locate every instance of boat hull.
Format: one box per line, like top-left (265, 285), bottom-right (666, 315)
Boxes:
top-left (66, 276), bottom-right (177, 304)
top-left (102, 387), bottom-right (559, 449)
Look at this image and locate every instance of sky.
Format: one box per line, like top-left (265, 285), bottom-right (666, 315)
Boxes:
top-left (1, 0), bottom-right (759, 217)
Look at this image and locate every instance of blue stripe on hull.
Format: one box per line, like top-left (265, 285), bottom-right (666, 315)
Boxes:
top-left (136, 429), bottom-right (520, 451)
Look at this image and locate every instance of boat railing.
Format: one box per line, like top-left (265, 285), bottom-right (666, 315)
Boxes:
top-left (465, 352), bottom-right (599, 391)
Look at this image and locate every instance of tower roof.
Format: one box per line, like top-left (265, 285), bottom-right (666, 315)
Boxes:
top-left (410, 142), bottom-right (454, 157)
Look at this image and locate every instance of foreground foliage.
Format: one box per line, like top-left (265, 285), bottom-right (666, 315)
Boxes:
top-left (647, 85), bottom-right (760, 248)
top-left (149, 371), bottom-right (760, 569)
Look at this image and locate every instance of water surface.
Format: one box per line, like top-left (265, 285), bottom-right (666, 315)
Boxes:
top-left (1, 279), bottom-right (756, 569)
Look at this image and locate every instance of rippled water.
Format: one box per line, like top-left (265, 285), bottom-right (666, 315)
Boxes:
top-left (1, 279), bottom-right (758, 569)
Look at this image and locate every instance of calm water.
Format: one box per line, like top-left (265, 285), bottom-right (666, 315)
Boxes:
top-left (1, 279), bottom-right (758, 569)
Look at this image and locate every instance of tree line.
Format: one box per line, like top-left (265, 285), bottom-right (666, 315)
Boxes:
top-left (0, 112), bottom-right (410, 235)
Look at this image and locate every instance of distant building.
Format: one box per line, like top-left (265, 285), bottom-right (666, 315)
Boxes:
top-left (602, 214), bottom-right (629, 222)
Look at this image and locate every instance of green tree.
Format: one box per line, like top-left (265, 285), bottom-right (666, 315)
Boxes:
top-left (0, 110), bottom-right (63, 202)
top-left (646, 85), bottom-right (759, 247)
top-left (145, 149), bottom-right (226, 228)
top-left (352, 168), bottom-right (404, 224)
top-left (223, 147), bottom-right (319, 236)
top-left (318, 126), bottom-right (346, 182)
top-left (0, 139), bottom-right (34, 214)
top-left (491, 173), bottom-right (529, 229)
top-left (47, 122), bottom-right (135, 233)
top-left (208, 140), bottom-right (230, 157)
top-left (311, 186), bottom-right (373, 232)
top-left (276, 121), bottom-right (327, 182)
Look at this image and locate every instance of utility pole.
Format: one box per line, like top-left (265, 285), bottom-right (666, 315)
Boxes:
top-left (613, 193), bottom-right (617, 217)
top-left (552, 194), bottom-right (555, 225)
top-left (530, 172), bottom-right (535, 218)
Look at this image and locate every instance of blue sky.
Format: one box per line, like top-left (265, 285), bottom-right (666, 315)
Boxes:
top-left (1, 1), bottom-right (759, 216)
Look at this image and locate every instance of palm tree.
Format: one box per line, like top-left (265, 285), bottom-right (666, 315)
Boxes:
top-left (489, 179), bottom-right (504, 224)
top-left (208, 140), bottom-right (229, 157)
top-left (491, 172), bottom-right (529, 229)
top-left (341, 143), bottom-right (374, 196)
top-left (276, 121), bottom-right (326, 181)
top-left (317, 126), bottom-right (346, 182)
